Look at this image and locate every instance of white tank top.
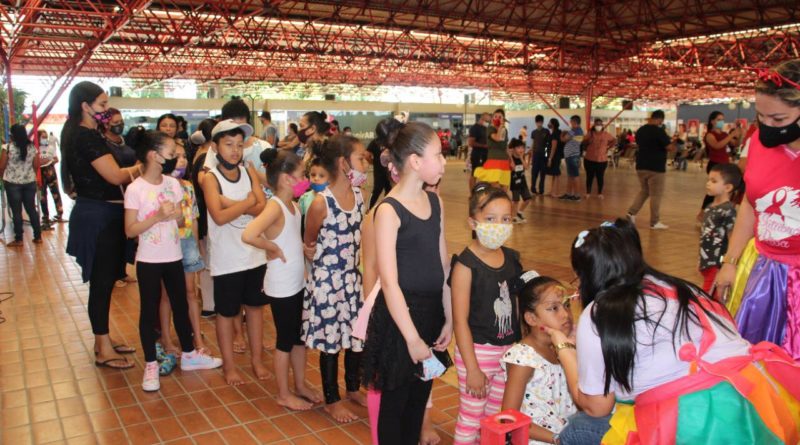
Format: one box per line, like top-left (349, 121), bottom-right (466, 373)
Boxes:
top-left (263, 198), bottom-right (305, 297)
top-left (207, 166), bottom-right (267, 276)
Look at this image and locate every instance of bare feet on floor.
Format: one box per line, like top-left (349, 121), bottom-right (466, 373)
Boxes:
top-left (224, 367), bottom-right (245, 386)
top-left (251, 361), bottom-right (270, 380)
top-left (233, 338), bottom-right (247, 354)
top-left (324, 401), bottom-right (359, 423)
top-left (296, 385), bottom-right (323, 404)
top-left (276, 393), bottom-right (313, 411)
top-left (347, 390), bottom-right (368, 407)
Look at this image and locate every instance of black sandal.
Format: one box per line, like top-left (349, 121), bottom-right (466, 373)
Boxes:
top-left (94, 358), bottom-right (134, 369)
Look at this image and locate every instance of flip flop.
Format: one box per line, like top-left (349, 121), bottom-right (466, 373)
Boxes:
top-left (94, 344), bottom-right (136, 355)
top-left (113, 344), bottom-right (136, 354)
top-left (94, 358), bottom-right (134, 369)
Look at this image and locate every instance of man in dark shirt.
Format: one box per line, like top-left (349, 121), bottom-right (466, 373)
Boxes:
top-left (627, 110), bottom-right (675, 230)
top-left (468, 112), bottom-right (490, 189)
top-left (529, 114), bottom-right (550, 194)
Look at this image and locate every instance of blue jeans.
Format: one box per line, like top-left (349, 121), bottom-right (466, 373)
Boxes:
top-left (4, 181), bottom-right (41, 241)
top-left (559, 411), bottom-right (611, 445)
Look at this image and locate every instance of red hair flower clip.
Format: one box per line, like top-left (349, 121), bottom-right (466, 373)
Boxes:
top-left (753, 67), bottom-right (800, 89)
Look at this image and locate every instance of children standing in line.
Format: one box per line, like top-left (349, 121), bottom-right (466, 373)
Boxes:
top-left (501, 276), bottom-right (577, 445)
top-left (699, 164), bottom-right (742, 293)
top-left (509, 138), bottom-right (532, 223)
top-left (243, 150), bottom-right (323, 410)
top-left (123, 130), bottom-right (222, 392)
top-left (302, 135), bottom-right (369, 423)
top-left (450, 182), bottom-right (522, 445)
top-left (201, 120), bottom-right (268, 386)
top-left (362, 122), bottom-right (452, 445)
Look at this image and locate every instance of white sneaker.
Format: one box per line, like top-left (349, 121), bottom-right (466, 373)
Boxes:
top-left (180, 349), bottom-right (223, 371)
top-left (626, 213), bottom-right (636, 224)
top-left (650, 222), bottom-right (669, 230)
top-left (142, 361), bottom-right (160, 392)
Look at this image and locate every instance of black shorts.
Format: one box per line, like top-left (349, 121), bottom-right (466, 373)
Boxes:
top-left (512, 184), bottom-right (532, 202)
top-left (267, 290), bottom-right (305, 353)
top-left (213, 264), bottom-right (268, 317)
top-left (470, 147), bottom-right (488, 173)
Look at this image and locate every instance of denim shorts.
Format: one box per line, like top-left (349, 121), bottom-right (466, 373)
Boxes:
top-left (180, 236), bottom-right (205, 273)
top-left (565, 156), bottom-right (581, 177)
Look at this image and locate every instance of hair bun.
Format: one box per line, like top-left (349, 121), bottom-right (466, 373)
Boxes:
top-left (125, 125), bottom-right (146, 149)
top-left (376, 117), bottom-right (405, 148)
top-left (260, 147), bottom-right (277, 165)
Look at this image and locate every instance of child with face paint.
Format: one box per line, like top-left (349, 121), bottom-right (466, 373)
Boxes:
top-left (124, 130), bottom-right (222, 392)
top-left (450, 182), bottom-right (522, 445)
top-left (501, 276), bottom-right (577, 445)
top-left (201, 119), bottom-right (269, 386)
top-left (242, 150), bottom-right (323, 411)
top-left (302, 135), bottom-right (368, 423)
top-left (155, 142), bottom-right (208, 360)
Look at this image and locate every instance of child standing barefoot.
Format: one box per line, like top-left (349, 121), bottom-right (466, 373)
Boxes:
top-left (124, 130), bottom-right (222, 392)
top-left (201, 120), bottom-right (268, 385)
top-left (451, 182), bottom-right (522, 444)
top-left (303, 135), bottom-right (369, 423)
top-left (243, 150), bottom-right (322, 410)
top-left (362, 122), bottom-right (453, 445)
top-left (501, 276), bottom-right (576, 444)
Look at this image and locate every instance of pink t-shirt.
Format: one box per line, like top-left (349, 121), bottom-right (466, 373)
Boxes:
top-left (124, 176), bottom-right (183, 263)
top-left (744, 130), bottom-right (800, 267)
top-left (577, 276), bottom-right (750, 400)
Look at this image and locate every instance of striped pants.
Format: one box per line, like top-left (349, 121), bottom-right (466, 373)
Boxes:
top-left (454, 343), bottom-right (510, 445)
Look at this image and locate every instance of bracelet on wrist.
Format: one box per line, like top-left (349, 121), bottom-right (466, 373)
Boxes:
top-left (554, 342), bottom-right (576, 352)
top-left (720, 254), bottom-right (739, 266)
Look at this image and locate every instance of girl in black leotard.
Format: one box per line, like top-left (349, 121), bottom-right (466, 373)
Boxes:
top-left (362, 120), bottom-right (453, 445)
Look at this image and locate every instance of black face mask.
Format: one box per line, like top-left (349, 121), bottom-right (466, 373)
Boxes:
top-left (216, 153), bottom-right (239, 170)
top-left (160, 156), bottom-right (178, 175)
top-left (110, 123), bottom-right (124, 135)
top-left (297, 126), bottom-right (311, 144)
top-left (758, 118), bottom-right (800, 148)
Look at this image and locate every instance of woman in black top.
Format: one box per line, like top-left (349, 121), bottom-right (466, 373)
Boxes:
top-left (546, 118), bottom-right (565, 198)
top-left (63, 81), bottom-right (142, 369)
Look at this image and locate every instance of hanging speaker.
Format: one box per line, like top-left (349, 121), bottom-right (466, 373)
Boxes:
top-left (109, 86), bottom-right (122, 97)
top-left (622, 100), bottom-right (633, 110)
top-left (559, 97), bottom-right (570, 109)
top-left (325, 94), bottom-right (336, 101)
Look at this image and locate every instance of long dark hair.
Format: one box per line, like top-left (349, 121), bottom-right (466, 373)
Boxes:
top-left (707, 111), bottom-right (723, 132)
top-left (10, 124), bottom-right (30, 161)
top-left (303, 111), bottom-right (331, 135)
top-left (571, 218), bottom-right (732, 394)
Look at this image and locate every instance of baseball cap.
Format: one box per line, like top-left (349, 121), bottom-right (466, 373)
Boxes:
top-left (211, 119), bottom-right (254, 140)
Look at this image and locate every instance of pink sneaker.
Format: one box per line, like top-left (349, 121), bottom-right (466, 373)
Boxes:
top-left (142, 361), bottom-right (160, 392)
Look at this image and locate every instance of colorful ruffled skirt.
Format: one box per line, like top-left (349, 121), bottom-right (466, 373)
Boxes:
top-left (601, 344), bottom-right (800, 445)
top-left (725, 238), bottom-right (759, 316)
top-left (473, 159), bottom-right (511, 187)
top-left (733, 251), bottom-right (800, 359)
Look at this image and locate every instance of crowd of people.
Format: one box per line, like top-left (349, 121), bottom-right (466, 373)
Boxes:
top-left (1, 59), bottom-right (800, 445)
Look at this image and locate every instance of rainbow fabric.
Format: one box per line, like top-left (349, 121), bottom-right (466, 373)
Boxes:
top-left (473, 159), bottom-right (512, 187)
top-left (601, 283), bottom-right (800, 445)
top-left (726, 238), bottom-right (759, 317)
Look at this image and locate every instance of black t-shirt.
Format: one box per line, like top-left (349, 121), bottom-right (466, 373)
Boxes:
top-left (468, 123), bottom-right (488, 150)
top-left (635, 124), bottom-right (671, 172)
top-left (451, 246), bottom-right (522, 345)
top-left (66, 126), bottom-right (123, 201)
top-left (511, 156), bottom-right (526, 188)
top-left (551, 129), bottom-right (565, 160)
top-left (531, 127), bottom-right (550, 158)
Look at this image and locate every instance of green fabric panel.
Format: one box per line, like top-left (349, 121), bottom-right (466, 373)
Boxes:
top-left (675, 381), bottom-right (782, 445)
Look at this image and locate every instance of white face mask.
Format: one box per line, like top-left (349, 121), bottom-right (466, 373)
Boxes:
top-left (594, 125), bottom-right (603, 132)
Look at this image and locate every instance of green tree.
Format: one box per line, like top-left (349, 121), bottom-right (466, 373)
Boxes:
top-left (0, 88), bottom-right (28, 142)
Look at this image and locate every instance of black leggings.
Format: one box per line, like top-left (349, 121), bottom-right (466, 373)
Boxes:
top-left (530, 157), bottom-right (547, 194)
top-left (319, 349), bottom-right (361, 404)
top-left (584, 160), bottom-right (608, 194)
top-left (136, 260), bottom-right (194, 362)
top-left (369, 169), bottom-right (392, 209)
top-left (378, 378), bottom-right (434, 445)
top-left (88, 218), bottom-right (126, 335)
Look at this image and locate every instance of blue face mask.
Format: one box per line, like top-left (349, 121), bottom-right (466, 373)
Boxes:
top-left (715, 120), bottom-right (725, 130)
top-left (310, 182), bottom-right (328, 192)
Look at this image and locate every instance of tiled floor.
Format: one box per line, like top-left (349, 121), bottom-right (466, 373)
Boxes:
top-left (0, 159), bottom-right (710, 444)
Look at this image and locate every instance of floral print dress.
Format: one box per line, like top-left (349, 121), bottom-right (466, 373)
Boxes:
top-left (501, 343), bottom-right (576, 444)
top-left (302, 187), bottom-right (364, 353)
